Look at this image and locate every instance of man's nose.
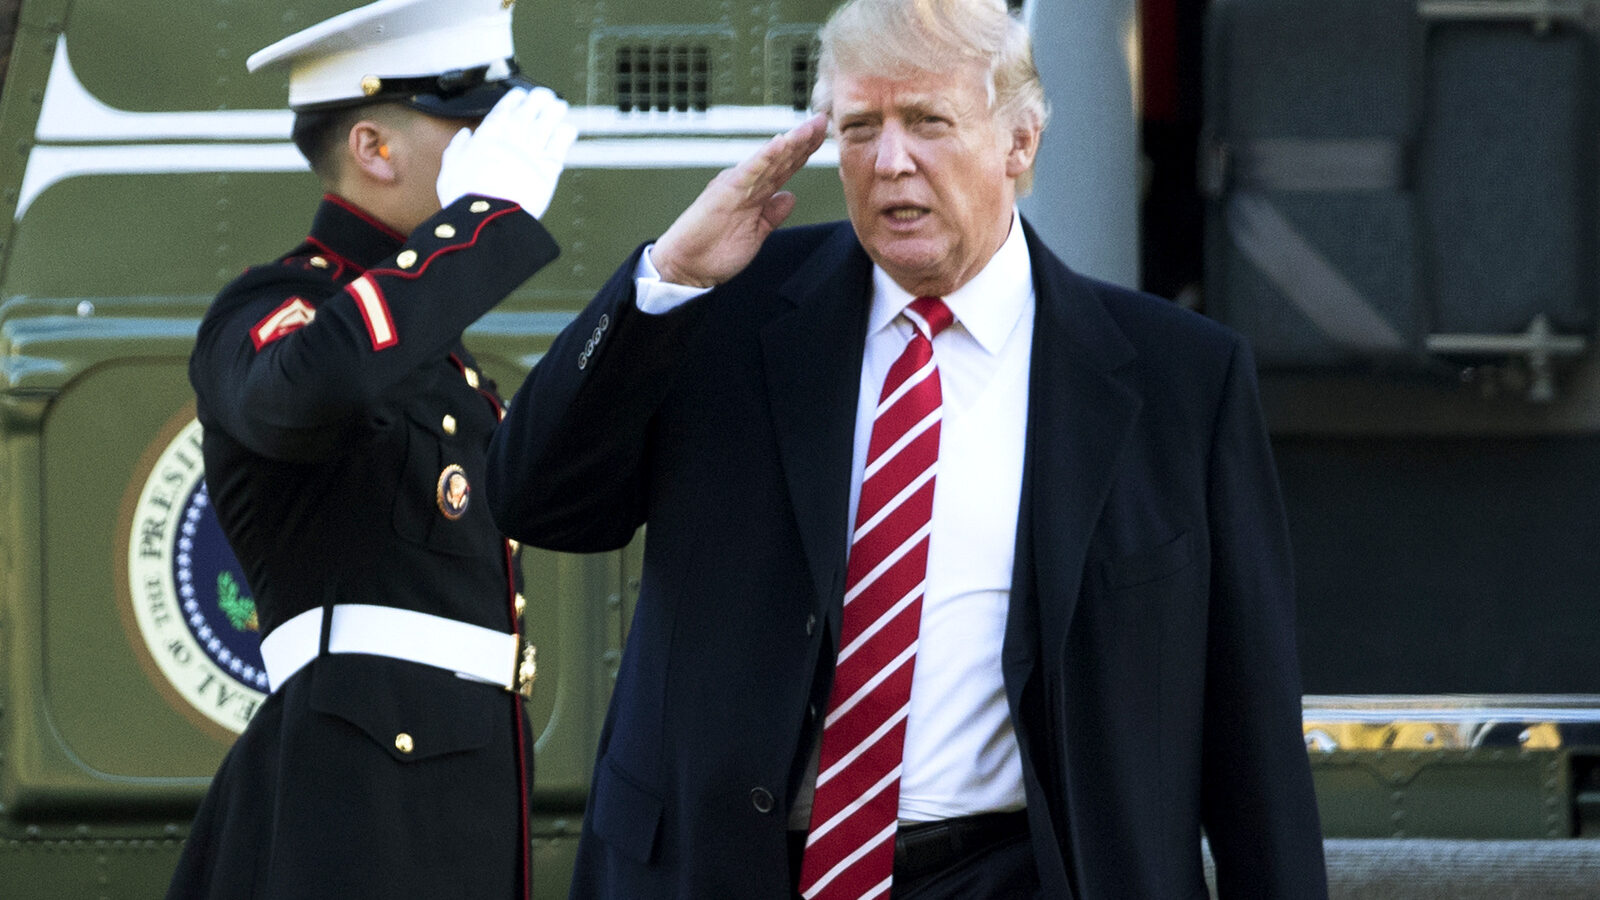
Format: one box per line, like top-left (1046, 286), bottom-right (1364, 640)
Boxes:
top-left (874, 124), bottom-right (915, 177)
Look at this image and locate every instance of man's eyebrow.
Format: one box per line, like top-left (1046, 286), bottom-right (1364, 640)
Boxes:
top-left (835, 107), bottom-right (880, 124)
top-left (837, 96), bottom-right (948, 121)
top-left (900, 99), bottom-right (942, 118)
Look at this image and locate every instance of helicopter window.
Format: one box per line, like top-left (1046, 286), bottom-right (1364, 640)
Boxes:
top-left (615, 44), bottom-right (710, 113)
top-left (790, 42), bottom-right (818, 111)
top-left (0, 0), bottom-right (17, 94)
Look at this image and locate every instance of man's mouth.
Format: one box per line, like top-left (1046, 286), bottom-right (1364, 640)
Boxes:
top-left (885, 206), bottom-right (928, 221)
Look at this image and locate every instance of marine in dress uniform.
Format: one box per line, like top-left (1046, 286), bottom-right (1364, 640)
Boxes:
top-left (167, 1), bottom-right (574, 897)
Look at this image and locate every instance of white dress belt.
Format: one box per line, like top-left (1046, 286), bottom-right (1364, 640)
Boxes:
top-left (259, 604), bottom-right (519, 693)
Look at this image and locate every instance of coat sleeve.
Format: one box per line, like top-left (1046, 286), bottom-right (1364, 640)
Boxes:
top-left (485, 243), bottom-right (707, 553)
top-left (1199, 337), bottom-right (1330, 899)
top-left (190, 196), bottom-right (558, 462)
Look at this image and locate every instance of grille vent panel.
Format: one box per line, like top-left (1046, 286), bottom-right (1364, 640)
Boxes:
top-left (615, 44), bottom-right (711, 113)
top-left (788, 43), bottom-right (817, 111)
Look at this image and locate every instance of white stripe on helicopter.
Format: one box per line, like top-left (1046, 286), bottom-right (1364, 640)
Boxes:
top-left (19, 36), bottom-right (839, 219)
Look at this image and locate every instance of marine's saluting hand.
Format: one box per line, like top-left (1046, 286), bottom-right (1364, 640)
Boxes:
top-left (436, 86), bottom-right (577, 220)
top-left (650, 113), bottom-right (829, 288)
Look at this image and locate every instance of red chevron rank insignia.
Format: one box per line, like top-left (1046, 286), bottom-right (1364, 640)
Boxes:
top-left (251, 296), bottom-right (316, 350)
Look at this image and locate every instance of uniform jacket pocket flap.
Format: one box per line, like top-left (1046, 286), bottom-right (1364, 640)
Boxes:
top-left (309, 654), bottom-right (495, 762)
top-left (392, 410), bottom-right (498, 558)
top-left (591, 755), bottom-right (664, 865)
top-left (1100, 530), bottom-right (1195, 589)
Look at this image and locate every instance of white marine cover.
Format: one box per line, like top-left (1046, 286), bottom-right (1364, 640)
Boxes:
top-left (247, 0), bottom-right (516, 110)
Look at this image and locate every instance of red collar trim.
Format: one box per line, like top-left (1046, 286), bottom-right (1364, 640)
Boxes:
top-left (304, 236), bottom-right (363, 277)
top-left (321, 193), bottom-right (409, 243)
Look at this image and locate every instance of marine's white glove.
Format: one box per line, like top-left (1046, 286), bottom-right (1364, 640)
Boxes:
top-left (436, 86), bottom-right (577, 220)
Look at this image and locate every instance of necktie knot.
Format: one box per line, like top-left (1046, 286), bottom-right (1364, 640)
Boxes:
top-left (906, 296), bottom-right (953, 340)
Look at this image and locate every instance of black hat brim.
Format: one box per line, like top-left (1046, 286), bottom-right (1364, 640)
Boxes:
top-left (404, 73), bottom-right (540, 119)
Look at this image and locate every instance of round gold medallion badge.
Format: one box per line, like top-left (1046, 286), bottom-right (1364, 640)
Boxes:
top-left (437, 464), bottom-right (470, 520)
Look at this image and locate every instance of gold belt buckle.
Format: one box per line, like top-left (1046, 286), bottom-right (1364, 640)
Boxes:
top-left (512, 633), bottom-right (537, 697)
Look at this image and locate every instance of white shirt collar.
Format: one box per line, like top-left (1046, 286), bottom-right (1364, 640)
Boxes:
top-left (867, 209), bottom-right (1032, 354)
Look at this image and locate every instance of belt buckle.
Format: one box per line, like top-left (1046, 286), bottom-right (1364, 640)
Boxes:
top-left (512, 633), bottom-right (538, 697)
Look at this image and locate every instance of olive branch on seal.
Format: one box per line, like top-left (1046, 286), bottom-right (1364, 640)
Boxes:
top-left (216, 571), bottom-right (260, 633)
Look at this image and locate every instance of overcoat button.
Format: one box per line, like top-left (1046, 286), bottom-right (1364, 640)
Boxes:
top-left (441, 414), bottom-right (457, 435)
top-left (434, 223), bottom-right (457, 239)
top-left (805, 613), bottom-right (816, 636)
top-left (750, 787), bottom-right (775, 814)
top-left (395, 733), bottom-right (414, 754)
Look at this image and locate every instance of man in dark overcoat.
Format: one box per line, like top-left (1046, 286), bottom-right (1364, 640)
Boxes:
top-left (488, 0), bottom-right (1328, 897)
top-left (167, 0), bottom-right (574, 896)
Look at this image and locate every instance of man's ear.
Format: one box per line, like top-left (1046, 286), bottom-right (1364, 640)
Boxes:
top-left (347, 119), bottom-right (398, 182)
top-left (1005, 121), bottom-right (1041, 179)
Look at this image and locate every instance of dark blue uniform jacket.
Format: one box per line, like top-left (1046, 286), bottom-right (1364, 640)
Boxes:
top-left (169, 194), bottom-right (557, 900)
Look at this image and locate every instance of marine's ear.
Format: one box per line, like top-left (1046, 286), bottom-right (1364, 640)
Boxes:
top-left (347, 119), bottom-right (400, 183)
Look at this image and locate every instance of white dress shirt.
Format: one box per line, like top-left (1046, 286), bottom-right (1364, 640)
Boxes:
top-left (852, 212), bottom-right (1033, 820)
top-left (634, 211), bottom-right (1034, 823)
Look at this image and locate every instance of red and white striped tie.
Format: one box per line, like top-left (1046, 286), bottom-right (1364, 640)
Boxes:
top-left (800, 295), bottom-right (953, 900)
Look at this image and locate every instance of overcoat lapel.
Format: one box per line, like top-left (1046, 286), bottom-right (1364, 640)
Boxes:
top-left (1003, 224), bottom-right (1142, 897)
top-left (760, 225), bottom-right (874, 643)
top-left (756, 218), bottom-right (1141, 666)
top-left (1005, 220), bottom-right (1142, 689)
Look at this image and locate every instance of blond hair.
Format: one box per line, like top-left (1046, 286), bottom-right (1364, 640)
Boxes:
top-left (811, 0), bottom-right (1049, 190)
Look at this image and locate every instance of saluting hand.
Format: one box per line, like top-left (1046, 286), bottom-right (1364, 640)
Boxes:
top-left (651, 113), bottom-right (829, 288)
top-left (437, 86), bottom-right (578, 220)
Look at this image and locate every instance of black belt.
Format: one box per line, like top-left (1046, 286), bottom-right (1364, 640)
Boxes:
top-left (893, 809), bottom-right (1030, 884)
top-left (786, 810), bottom-right (1030, 896)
